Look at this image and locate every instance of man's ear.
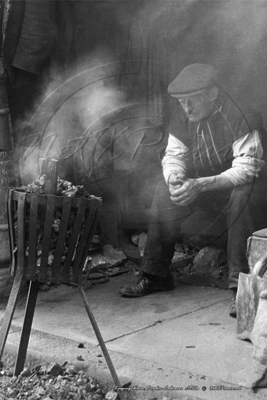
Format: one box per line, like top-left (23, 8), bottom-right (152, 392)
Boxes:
top-left (209, 86), bottom-right (219, 101)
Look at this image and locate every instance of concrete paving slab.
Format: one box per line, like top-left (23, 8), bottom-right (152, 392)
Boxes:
top-left (0, 273), bottom-right (267, 399)
top-left (106, 299), bottom-right (254, 385)
top-left (3, 274), bottom-right (231, 345)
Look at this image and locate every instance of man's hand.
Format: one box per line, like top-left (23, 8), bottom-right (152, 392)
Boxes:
top-left (168, 173), bottom-right (186, 198)
top-left (169, 177), bottom-right (201, 206)
top-left (168, 173), bottom-right (185, 186)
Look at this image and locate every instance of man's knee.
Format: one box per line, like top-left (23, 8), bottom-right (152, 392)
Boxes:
top-left (228, 183), bottom-right (256, 210)
top-left (155, 179), bottom-right (169, 193)
top-left (153, 179), bottom-right (170, 204)
top-left (229, 181), bottom-right (267, 209)
top-left (227, 182), bottom-right (267, 229)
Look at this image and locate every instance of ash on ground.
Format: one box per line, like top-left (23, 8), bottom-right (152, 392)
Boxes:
top-left (0, 362), bottom-right (178, 400)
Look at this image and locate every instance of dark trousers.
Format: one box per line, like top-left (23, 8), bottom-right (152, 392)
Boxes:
top-left (139, 179), bottom-right (267, 289)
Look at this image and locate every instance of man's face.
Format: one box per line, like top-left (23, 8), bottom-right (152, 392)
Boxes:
top-left (175, 89), bottom-right (214, 122)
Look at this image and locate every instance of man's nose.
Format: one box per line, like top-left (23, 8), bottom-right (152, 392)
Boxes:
top-left (184, 100), bottom-right (193, 113)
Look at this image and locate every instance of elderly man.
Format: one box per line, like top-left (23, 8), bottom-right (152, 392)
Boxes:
top-left (119, 63), bottom-right (267, 317)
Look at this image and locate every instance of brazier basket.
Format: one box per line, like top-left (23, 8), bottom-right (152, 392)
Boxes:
top-left (8, 189), bottom-right (101, 285)
top-left (0, 189), bottom-right (128, 398)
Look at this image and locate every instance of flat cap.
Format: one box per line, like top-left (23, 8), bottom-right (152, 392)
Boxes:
top-left (168, 63), bottom-right (218, 96)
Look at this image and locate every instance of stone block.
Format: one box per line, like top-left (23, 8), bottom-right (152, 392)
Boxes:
top-left (193, 246), bottom-right (226, 276)
top-left (171, 251), bottom-right (193, 271)
top-left (88, 244), bottom-right (127, 270)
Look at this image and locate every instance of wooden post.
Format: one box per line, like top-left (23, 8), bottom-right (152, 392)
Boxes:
top-left (39, 157), bottom-right (48, 176)
top-left (42, 158), bottom-right (58, 195)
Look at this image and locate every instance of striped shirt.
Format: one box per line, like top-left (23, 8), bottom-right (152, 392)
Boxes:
top-left (162, 93), bottom-right (265, 186)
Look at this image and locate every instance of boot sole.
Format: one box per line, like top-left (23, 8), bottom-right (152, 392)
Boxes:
top-left (118, 285), bottom-right (175, 297)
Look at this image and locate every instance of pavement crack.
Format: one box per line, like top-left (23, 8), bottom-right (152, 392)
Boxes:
top-left (104, 298), bottom-right (227, 344)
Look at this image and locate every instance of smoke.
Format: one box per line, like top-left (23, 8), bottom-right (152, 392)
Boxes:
top-left (76, 80), bottom-right (127, 128)
top-left (14, 48), bottom-right (129, 183)
top-left (14, 0), bottom-right (267, 189)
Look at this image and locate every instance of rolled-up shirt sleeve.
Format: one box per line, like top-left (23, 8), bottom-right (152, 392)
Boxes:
top-left (162, 134), bottom-right (190, 183)
top-left (220, 130), bottom-right (265, 185)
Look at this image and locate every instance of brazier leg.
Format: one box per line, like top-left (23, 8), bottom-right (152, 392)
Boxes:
top-left (78, 284), bottom-right (128, 400)
top-left (0, 269), bottom-right (24, 361)
top-left (14, 280), bottom-right (39, 376)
